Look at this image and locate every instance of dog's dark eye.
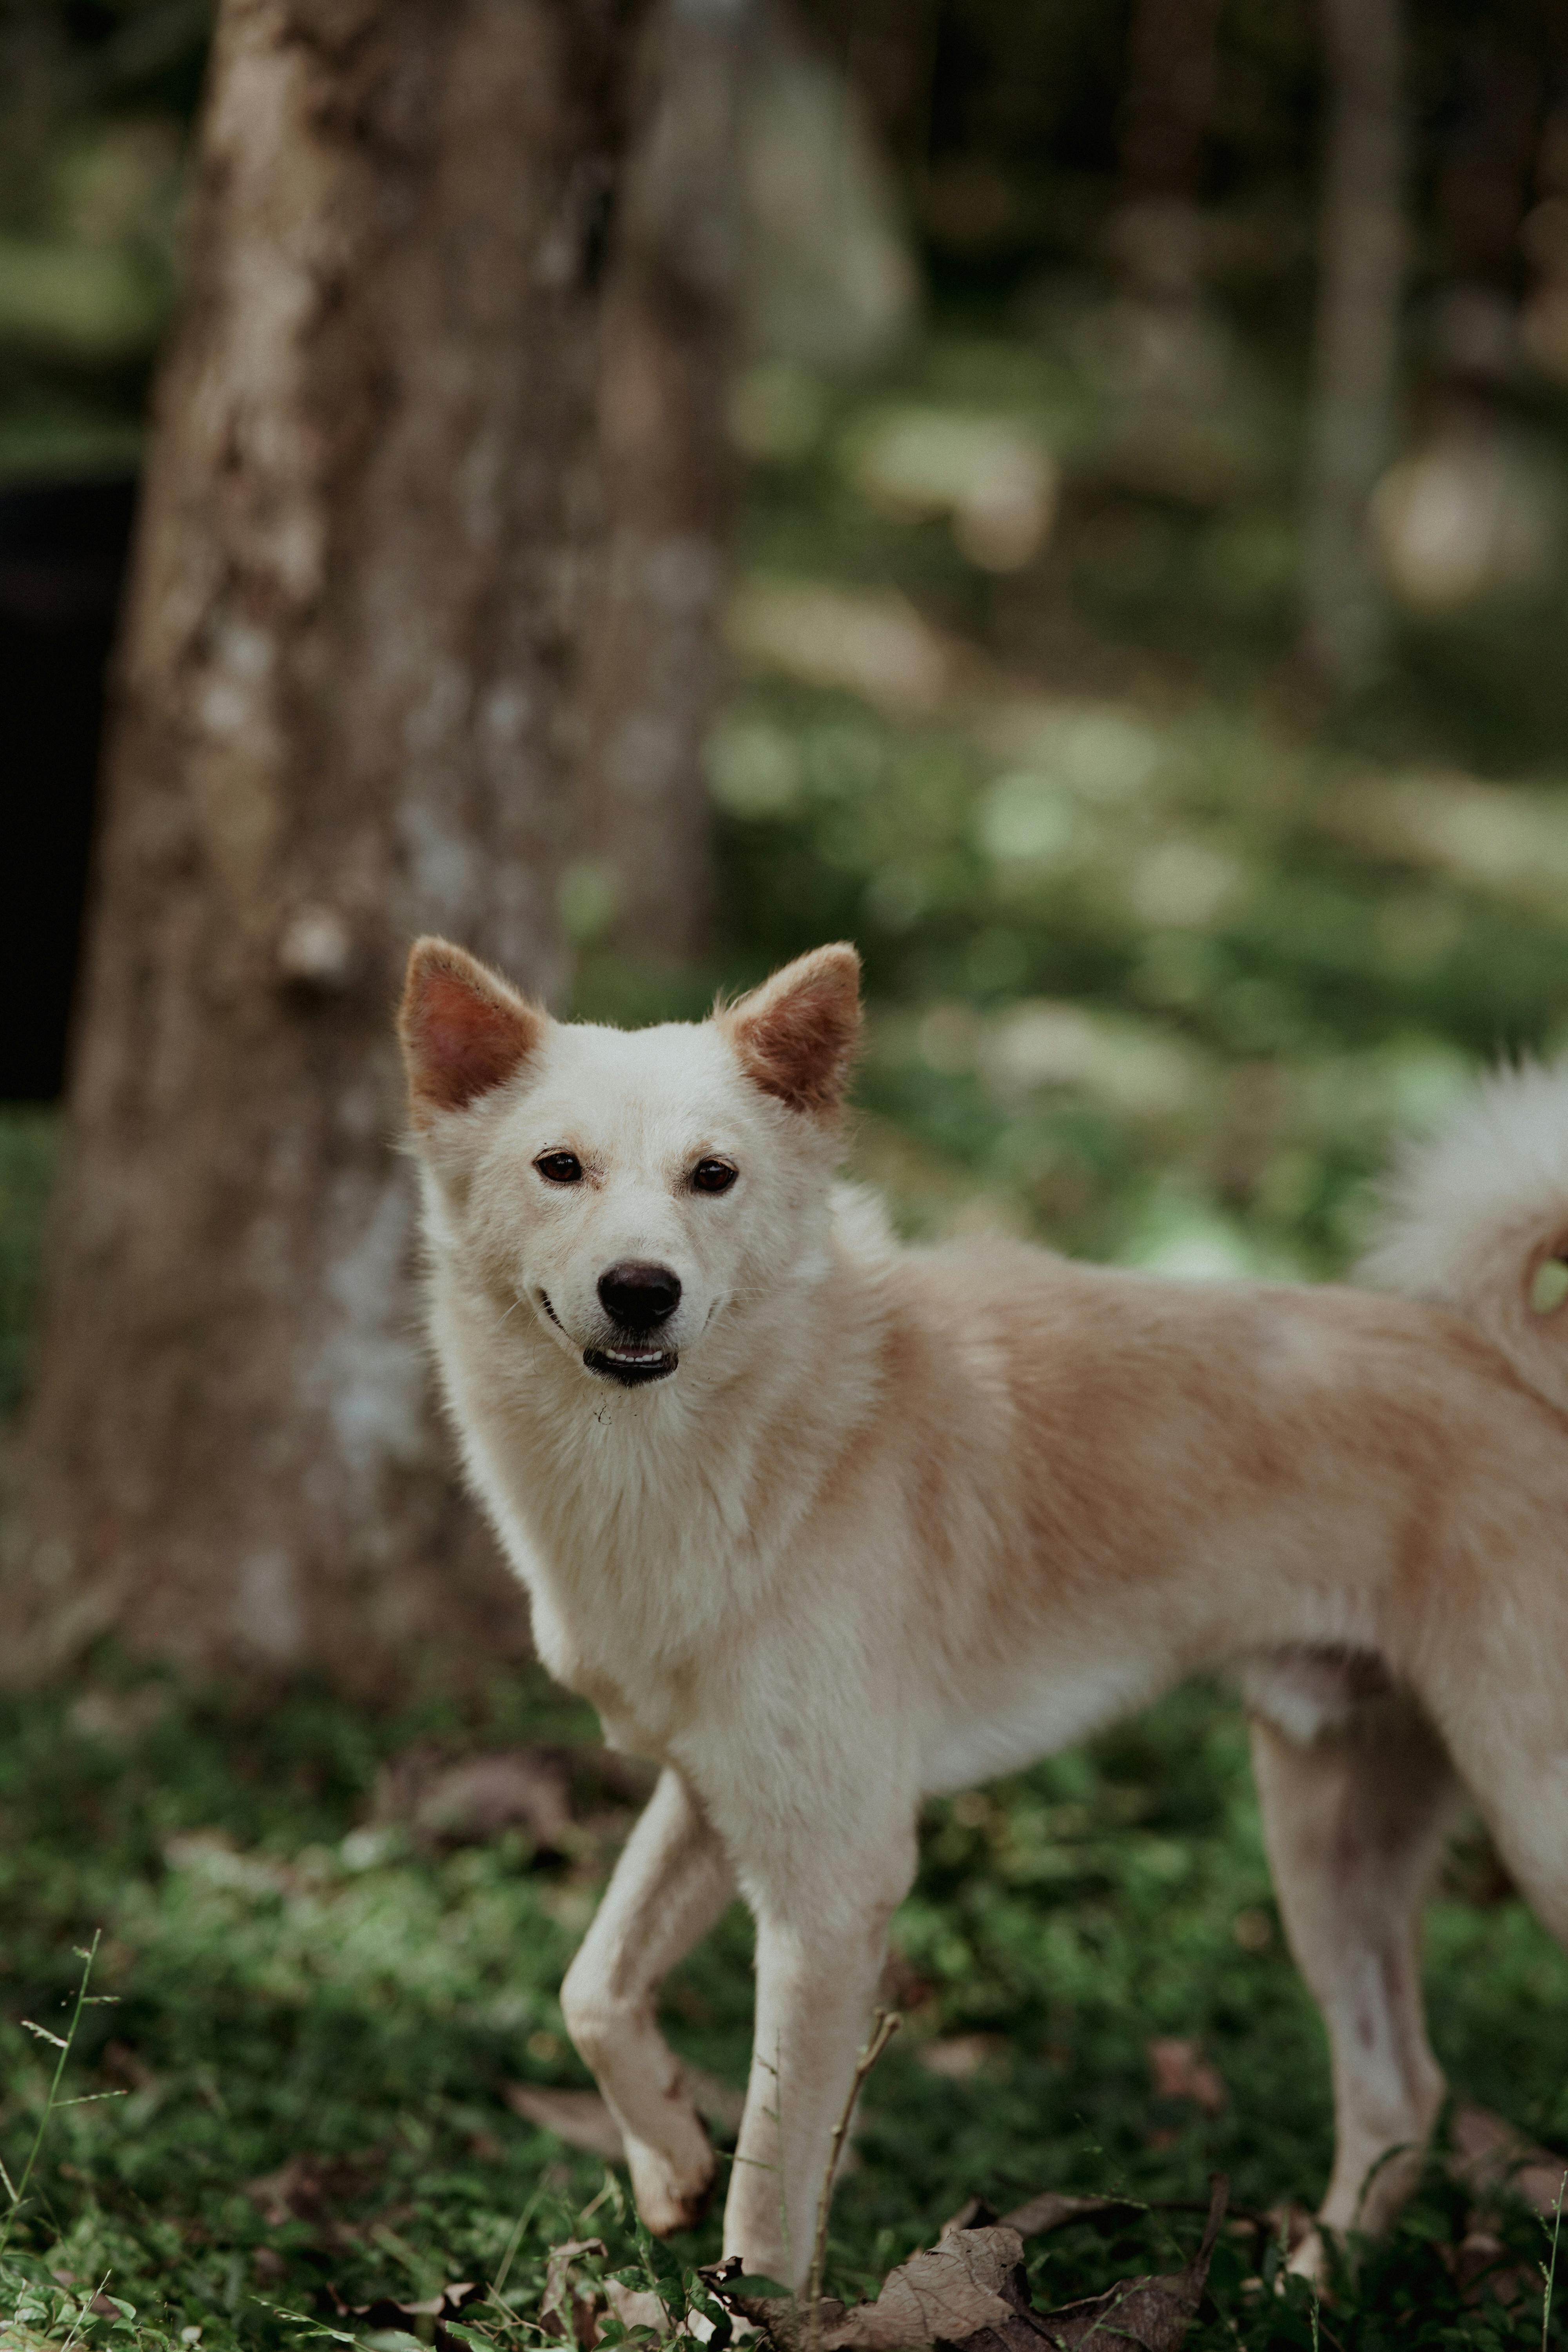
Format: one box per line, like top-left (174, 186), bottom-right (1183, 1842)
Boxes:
top-left (691, 1158), bottom-right (737, 1196)
top-left (535, 1151), bottom-right (584, 1186)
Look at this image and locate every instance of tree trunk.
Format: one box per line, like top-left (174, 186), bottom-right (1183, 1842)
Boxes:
top-left (8, 0), bottom-right (664, 1695)
top-left (1301, 0), bottom-right (1408, 694)
top-left (1118, 0), bottom-right (1221, 206)
top-left (573, 0), bottom-right (751, 971)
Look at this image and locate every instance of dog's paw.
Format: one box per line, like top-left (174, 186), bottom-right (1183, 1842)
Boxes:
top-left (1284, 2229), bottom-right (1326, 2283)
top-left (628, 2129), bottom-right (717, 2237)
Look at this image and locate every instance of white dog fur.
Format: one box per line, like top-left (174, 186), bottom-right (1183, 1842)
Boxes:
top-left (398, 935), bottom-right (1568, 2285)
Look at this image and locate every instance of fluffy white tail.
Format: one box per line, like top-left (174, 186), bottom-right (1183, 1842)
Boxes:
top-left (1359, 1056), bottom-right (1568, 1416)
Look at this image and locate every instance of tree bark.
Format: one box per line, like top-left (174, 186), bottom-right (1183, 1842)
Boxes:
top-left (1118, 0), bottom-right (1222, 205)
top-left (8, 0), bottom-right (663, 1694)
top-left (573, 0), bottom-right (751, 969)
top-left (1301, 0), bottom-right (1408, 694)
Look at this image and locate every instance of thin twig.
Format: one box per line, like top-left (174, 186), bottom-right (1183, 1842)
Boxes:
top-left (58, 2268), bottom-right (114, 2352)
top-left (806, 2010), bottom-right (901, 2352)
top-left (1540, 2168), bottom-right (1566, 2352)
top-left (0, 1931), bottom-right (103, 2254)
top-left (489, 2171), bottom-right (551, 2305)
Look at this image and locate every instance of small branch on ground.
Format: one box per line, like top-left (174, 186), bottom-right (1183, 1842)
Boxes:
top-left (808, 2008), bottom-right (902, 2352)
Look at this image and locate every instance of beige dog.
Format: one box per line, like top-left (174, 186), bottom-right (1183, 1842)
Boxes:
top-left (398, 933), bottom-right (1568, 2286)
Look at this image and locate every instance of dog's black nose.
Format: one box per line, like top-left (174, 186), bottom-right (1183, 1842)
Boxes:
top-left (598, 1261), bottom-right (682, 1330)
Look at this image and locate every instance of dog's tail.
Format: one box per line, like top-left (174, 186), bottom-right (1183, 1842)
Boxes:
top-left (1358, 1056), bottom-right (1568, 1416)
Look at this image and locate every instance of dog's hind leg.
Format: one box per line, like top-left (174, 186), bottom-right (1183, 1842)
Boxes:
top-left (560, 1766), bottom-right (735, 2235)
top-left (1245, 1654), bottom-right (1459, 2258)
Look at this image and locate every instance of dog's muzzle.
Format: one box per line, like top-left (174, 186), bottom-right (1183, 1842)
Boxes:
top-left (585, 1259), bottom-right (682, 1387)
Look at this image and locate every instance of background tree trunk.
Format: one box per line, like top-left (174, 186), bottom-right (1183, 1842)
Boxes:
top-left (7, 0), bottom-right (666, 1695)
top-left (1118, 0), bottom-right (1221, 207)
top-left (1301, 0), bottom-right (1408, 693)
top-left (573, 0), bottom-right (752, 970)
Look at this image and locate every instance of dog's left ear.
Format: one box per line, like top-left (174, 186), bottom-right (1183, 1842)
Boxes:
top-left (720, 944), bottom-right (861, 1115)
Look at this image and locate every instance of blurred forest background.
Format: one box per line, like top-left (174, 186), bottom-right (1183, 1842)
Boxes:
top-left (7, 1), bottom-right (1568, 2345)
top-left (11, 0), bottom-right (1568, 1674)
top-left (12, 0), bottom-right (1568, 1418)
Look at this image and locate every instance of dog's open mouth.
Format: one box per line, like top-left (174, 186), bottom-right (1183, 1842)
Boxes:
top-left (583, 1345), bottom-right (679, 1388)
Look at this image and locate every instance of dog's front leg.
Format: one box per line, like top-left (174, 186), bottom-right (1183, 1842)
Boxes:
top-left (722, 1837), bottom-right (916, 2289)
top-left (560, 1766), bottom-right (735, 2234)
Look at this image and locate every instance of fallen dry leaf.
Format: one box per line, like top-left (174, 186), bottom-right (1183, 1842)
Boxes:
top-left (823, 2225), bottom-right (1036, 2350)
top-left (325, 2279), bottom-right (484, 2331)
top-left (243, 2149), bottom-right (382, 2229)
top-left (538, 2243), bottom-right (675, 2346)
top-left (1146, 2038), bottom-right (1227, 2116)
top-left (686, 2065), bottom-right (747, 2133)
top-left (506, 2067), bottom-right (743, 2162)
top-left (374, 1743), bottom-right (575, 1851)
top-left (507, 2085), bottom-right (627, 2162)
top-left (702, 2231), bottom-right (1036, 2352)
top-left (373, 1740), bottom-right (657, 1856)
top-left (708, 2175), bottom-right (1229, 2352)
top-left (942, 2190), bottom-right (1148, 2241)
top-left (999, 2190), bottom-right (1146, 2238)
top-left (1449, 2102), bottom-right (1568, 2217)
top-left (541, 2237), bottom-right (608, 2347)
top-left (1026, 2172), bottom-right (1229, 2352)
top-left (1438, 2227), bottom-right (1527, 2309)
top-left (919, 2035), bottom-right (1009, 2083)
top-left (939, 2196), bottom-right (1000, 2236)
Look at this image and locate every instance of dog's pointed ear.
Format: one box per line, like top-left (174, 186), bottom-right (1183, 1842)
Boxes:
top-left (399, 938), bottom-right (546, 1124)
top-left (720, 944), bottom-right (861, 1115)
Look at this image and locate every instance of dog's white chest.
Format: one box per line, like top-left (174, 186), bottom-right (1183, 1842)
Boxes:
top-left (921, 1653), bottom-right (1161, 1796)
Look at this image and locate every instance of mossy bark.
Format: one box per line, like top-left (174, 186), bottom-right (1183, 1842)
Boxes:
top-left (574, 0), bottom-right (749, 968)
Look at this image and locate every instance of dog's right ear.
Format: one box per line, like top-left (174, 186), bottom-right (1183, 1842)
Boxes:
top-left (399, 938), bottom-right (546, 1126)
top-left (720, 943), bottom-right (861, 1115)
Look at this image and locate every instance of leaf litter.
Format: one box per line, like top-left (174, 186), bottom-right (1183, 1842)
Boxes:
top-left (506, 2071), bottom-right (744, 2166)
top-left (6, 1681), bottom-right (1568, 2349)
top-left (696, 2172), bottom-right (1229, 2352)
top-left (323, 2276), bottom-right (486, 2340)
top-left (372, 1742), bottom-right (655, 1857)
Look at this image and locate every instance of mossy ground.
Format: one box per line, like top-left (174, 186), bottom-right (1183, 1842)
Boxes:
top-left (0, 1668), bottom-right (1566, 2352)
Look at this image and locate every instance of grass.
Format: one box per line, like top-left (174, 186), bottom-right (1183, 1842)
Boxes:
top-left (0, 1669), bottom-right (1565, 2350)
top-left (9, 298), bottom-right (1568, 2344)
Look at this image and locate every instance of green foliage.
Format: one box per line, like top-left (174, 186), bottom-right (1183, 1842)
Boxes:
top-left (581, 315), bottom-right (1568, 1293)
top-left (0, 1677), bottom-right (1564, 2348)
top-left (0, 0), bottom-right (211, 475)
